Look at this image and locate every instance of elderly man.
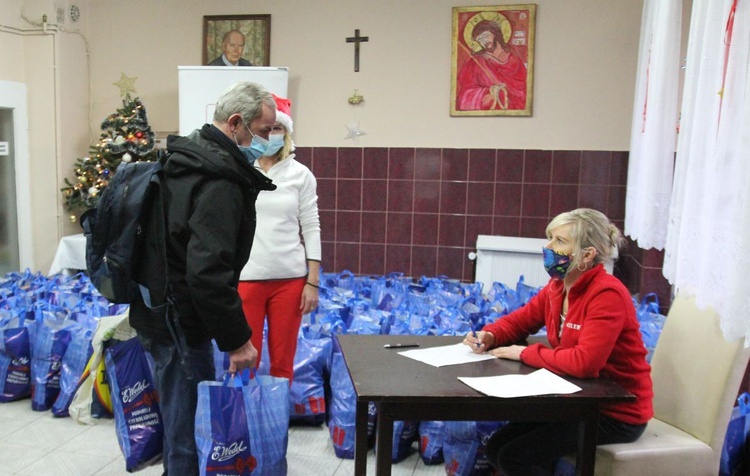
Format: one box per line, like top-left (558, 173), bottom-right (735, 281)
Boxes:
top-left (207, 29), bottom-right (253, 66)
top-left (129, 81), bottom-right (276, 475)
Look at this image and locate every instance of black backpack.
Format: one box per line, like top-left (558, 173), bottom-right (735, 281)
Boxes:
top-left (81, 153), bottom-right (169, 306)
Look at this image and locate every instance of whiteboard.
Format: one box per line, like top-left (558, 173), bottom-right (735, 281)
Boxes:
top-left (178, 66), bottom-right (289, 135)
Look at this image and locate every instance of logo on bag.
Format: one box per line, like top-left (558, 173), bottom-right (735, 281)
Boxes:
top-left (11, 356), bottom-right (30, 369)
top-left (121, 379), bottom-right (150, 403)
top-left (211, 441), bottom-right (249, 462)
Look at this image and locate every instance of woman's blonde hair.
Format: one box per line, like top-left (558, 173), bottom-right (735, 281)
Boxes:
top-left (278, 132), bottom-right (294, 160)
top-left (546, 208), bottom-right (624, 267)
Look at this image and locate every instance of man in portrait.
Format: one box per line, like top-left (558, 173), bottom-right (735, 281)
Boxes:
top-left (207, 29), bottom-right (254, 66)
top-left (456, 19), bottom-right (528, 111)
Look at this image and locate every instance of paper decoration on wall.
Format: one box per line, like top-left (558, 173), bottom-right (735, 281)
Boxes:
top-left (344, 122), bottom-right (366, 142)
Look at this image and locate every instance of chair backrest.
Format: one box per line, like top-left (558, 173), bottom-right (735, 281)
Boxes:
top-left (651, 294), bottom-right (750, 454)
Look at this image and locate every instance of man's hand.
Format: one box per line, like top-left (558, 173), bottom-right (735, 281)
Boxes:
top-left (227, 339), bottom-right (258, 374)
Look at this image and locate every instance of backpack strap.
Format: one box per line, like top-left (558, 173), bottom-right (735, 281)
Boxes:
top-left (137, 151), bottom-right (192, 373)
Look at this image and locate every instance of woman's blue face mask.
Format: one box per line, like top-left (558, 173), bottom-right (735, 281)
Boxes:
top-left (542, 247), bottom-right (572, 280)
top-left (262, 133), bottom-right (285, 157)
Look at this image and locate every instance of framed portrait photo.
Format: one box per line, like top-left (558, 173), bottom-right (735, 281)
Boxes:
top-left (450, 4), bottom-right (536, 116)
top-left (203, 14), bottom-right (271, 66)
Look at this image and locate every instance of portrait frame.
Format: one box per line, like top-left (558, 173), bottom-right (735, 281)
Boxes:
top-left (203, 14), bottom-right (271, 66)
top-left (450, 4), bottom-right (536, 117)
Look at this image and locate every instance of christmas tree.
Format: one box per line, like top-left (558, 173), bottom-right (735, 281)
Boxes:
top-left (61, 93), bottom-right (157, 213)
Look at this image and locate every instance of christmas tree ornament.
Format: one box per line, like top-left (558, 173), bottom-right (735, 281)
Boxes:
top-left (122, 153), bottom-right (132, 163)
top-left (69, 215), bottom-right (77, 224)
top-left (344, 122), bottom-right (367, 141)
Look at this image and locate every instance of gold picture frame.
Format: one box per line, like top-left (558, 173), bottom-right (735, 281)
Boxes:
top-left (451, 5), bottom-right (536, 116)
top-left (203, 14), bottom-right (271, 66)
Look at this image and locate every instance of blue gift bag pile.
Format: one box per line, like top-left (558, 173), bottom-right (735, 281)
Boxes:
top-left (0, 270), bottom-right (160, 471)
top-left (290, 271), bottom-right (544, 473)
top-left (2, 268), bottom-right (683, 476)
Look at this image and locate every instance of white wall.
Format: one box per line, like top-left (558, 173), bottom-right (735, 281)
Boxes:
top-left (0, 0), bottom-right (91, 270)
top-left (86, 0), bottom-right (645, 150)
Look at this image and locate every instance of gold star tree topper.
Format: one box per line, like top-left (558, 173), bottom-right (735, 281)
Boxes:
top-left (113, 72), bottom-right (137, 98)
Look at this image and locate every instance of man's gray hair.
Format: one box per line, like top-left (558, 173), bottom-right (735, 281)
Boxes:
top-left (213, 81), bottom-right (275, 125)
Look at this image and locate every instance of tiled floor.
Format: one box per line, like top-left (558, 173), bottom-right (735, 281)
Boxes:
top-left (0, 398), bottom-right (447, 475)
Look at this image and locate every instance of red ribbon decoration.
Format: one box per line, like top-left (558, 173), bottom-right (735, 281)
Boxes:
top-left (642, 46), bottom-right (652, 133)
top-left (205, 456), bottom-right (256, 475)
top-left (234, 456), bottom-right (257, 473)
top-left (718, 0), bottom-right (738, 127)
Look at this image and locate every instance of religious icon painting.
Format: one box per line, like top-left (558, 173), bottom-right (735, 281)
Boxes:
top-left (451, 5), bottom-right (536, 117)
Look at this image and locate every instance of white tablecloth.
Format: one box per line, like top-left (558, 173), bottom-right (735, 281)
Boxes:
top-left (49, 233), bottom-right (87, 275)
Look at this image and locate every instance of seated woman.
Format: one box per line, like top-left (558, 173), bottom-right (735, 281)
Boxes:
top-left (463, 208), bottom-right (653, 475)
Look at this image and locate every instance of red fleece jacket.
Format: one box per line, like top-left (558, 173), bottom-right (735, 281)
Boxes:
top-left (483, 265), bottom-right (654, 425)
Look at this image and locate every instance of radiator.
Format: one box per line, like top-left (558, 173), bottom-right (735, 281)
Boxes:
top-left (473, 234), bottom-right (615, 295)
top-left (473, 235), bottom-right (549, 295)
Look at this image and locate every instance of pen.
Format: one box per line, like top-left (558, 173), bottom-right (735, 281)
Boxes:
top-left (383, 343), bottom-right (420, 349)
top-left (471, 323), bottom-right (481, 348)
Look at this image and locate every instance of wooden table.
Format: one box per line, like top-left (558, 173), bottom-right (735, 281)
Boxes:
top-left (336, 334), bottom-right (635, 476)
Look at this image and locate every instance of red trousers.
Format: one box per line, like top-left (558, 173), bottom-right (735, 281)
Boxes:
top-left (238, 277), bottom-right (305, 382)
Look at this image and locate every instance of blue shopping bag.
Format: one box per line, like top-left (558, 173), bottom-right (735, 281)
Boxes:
top-left (196, 371), bottom-right (290, 475)
top-left (443, 420), bottom-right (505, 476)
top-left (721, 392), bottom-right (750, 476)
top-left (104, 337), bottom-right (163, 472)
top-left (0, 318), bottom-right (32, 402)
top-left (328, 351), bottom-right (357, 459)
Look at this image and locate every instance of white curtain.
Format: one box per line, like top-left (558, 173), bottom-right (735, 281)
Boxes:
top-left (664, 0), bottom-right (750, 344)
top-left (624, 0), bottom-right (682, 250)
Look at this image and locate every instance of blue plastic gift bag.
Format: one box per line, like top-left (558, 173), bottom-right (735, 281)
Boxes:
top-left (0, 318), bottom-right (31, 402)
top-left (31, 315), bottom-right (73, 411)
top-left (196, 372), bottom-right (289, 476)
top-left (52, 320), bottom-right (95, 417)
top-left (721, 392), bottom-right (750, 476)
top-left (443, 420), bottom-right (505, 476)
top-left (104, 337), bottom-right (163, 472)
top-left (419, 420), bottom-right (446, 465)
top-left (290, 330), bottom-right (331, 425)
top-left (328, 351), bottom-right (357, 458)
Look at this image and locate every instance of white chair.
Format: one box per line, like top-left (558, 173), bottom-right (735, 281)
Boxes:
top-left (590, 294), bottom-right (750, 475)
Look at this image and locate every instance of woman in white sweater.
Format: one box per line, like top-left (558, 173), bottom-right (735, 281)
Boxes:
top-left (238, 94), bottom-right (321, 381)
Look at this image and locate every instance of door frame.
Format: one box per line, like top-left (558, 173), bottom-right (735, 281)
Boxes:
top-left (0, 80), bottom-right (32, 270)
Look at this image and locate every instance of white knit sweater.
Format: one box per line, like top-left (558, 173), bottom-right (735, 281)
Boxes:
top-left (239, 154), bottom-right (321, 280)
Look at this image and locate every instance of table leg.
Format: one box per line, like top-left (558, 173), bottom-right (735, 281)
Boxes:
top-left (375, 404), bottom-right (393, 476)
top-left (575, 410), bottom-right (600, 476)
top-left (355, 400), bottom-right (369, 476)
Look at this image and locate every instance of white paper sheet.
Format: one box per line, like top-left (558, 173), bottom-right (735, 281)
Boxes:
top-left (398, 343), bottom-right (497, 367)
top-left (458, 368), bottom-right (582, 398)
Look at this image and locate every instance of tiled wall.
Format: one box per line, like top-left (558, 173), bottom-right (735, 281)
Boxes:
top-left (294, 146), bottom-right (669, 306)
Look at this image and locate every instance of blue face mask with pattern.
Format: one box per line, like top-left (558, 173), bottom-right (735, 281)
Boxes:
top-left (542, 247), bottom-right (572, 280)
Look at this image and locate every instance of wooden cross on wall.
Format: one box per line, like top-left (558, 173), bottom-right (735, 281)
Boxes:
top-left (346, 29), bottom-right (369, 72)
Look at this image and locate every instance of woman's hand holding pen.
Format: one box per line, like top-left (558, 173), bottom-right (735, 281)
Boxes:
top-left (463, 330), bottom-right (494, 353)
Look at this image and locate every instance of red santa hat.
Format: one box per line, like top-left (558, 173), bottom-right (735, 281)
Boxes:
top-left (272, 93), bottom-right (293, 135)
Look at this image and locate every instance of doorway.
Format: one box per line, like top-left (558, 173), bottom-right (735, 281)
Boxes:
top-left (0, 80), bottom-right (31, 273)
